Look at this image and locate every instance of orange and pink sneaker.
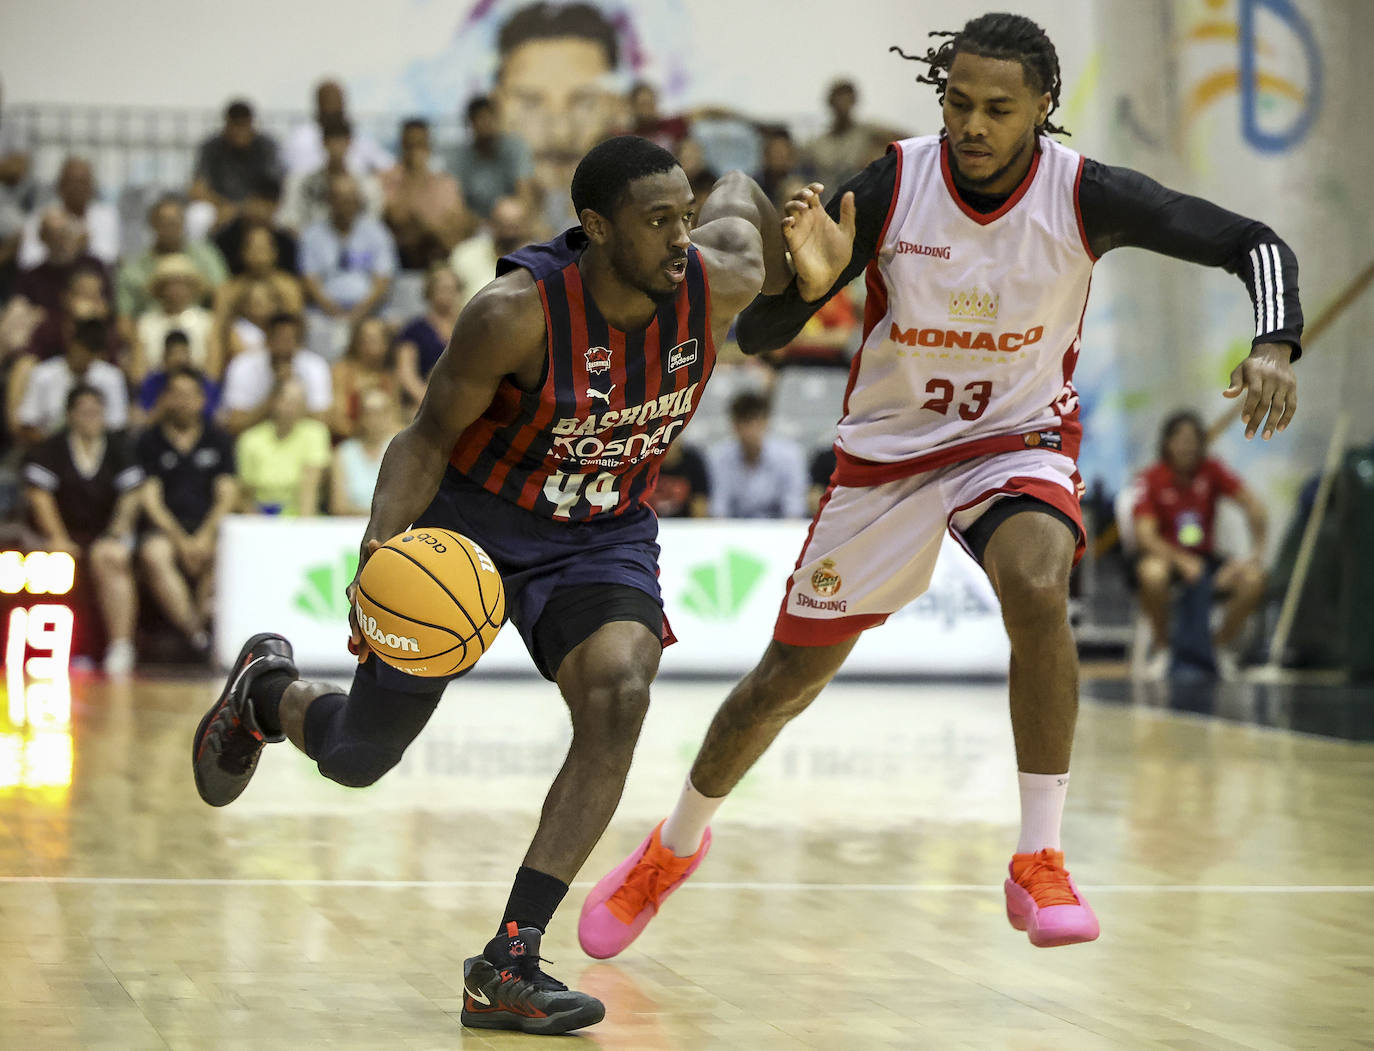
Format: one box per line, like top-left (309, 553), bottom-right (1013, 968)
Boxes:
top-left (578, 821), bottom-right (711, 959)
top-left (1004, 848), bottom-right (1100, 947)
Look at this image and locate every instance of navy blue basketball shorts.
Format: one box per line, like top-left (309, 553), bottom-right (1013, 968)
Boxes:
top-left (369, 467), bottom-right (672, 691)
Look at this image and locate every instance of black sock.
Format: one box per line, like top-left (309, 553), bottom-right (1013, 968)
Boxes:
top-left (500, 866), bottom-right (569, 934)
top-left (251, 670), bottom-right (295, 737)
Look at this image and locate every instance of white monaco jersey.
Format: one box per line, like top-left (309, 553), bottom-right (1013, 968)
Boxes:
top-left (836, 135), bottom-right (1093, 484)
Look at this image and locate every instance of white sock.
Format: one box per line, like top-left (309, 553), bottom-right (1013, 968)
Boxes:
top-left (1016, 771), bottom-right (1069, 854)
top-left (659, 778), bottom-right (724, 857)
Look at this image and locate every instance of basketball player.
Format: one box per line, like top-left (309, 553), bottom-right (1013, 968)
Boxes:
top-left (192, 136), bottom-right (790, 1034)
top-left (581, 12), bottom-right (1302, 957)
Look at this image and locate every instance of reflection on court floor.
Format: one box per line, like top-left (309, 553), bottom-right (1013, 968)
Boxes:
top-left (1, 672), bottom-right (1371, 1049)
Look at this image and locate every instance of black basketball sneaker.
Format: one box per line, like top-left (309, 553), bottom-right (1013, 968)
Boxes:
top-left (192, 633), bottom-right (296, 807)
top-left (461, 923), bottom-right (605, 1035)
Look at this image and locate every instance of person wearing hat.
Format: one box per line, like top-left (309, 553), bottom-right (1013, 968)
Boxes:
top-left (134, 253), bottom-right (219, 380)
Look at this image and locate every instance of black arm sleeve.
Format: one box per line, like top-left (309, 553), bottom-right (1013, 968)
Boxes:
top-left (735, 151), bottom-right (899, 355)
top-left (1078, 159), bottom-right (1304, 358)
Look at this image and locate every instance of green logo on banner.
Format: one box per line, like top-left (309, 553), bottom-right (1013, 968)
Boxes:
top-left (293, 548), bottom-right (359, 622)
top-left (680, 548), bottom-right (769, 620)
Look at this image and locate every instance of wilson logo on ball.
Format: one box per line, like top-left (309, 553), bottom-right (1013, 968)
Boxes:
top-left (355, 600), bottom-right (420, 653)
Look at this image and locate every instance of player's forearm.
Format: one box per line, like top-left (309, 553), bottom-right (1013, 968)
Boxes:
top-left (360, 422), bottom-right (450, 548)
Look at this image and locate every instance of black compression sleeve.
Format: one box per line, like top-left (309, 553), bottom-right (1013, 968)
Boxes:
top-left (736, 151), bottom-right (898, 355)
top-left (1077, 159), bottom-right (1304, 357)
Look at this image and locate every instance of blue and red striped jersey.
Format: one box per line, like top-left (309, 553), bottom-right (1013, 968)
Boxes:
top-left (450, 229), bottom-right (716, 521)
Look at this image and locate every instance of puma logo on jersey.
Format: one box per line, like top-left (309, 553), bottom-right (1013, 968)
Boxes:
top-left (587, 384), bottom-right (615, 404)
top-left (889, 323), bottom-right (1043, 353)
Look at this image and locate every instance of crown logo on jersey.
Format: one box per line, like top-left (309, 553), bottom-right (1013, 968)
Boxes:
top-left (584, 346), bottom-right (612, 374)
top-left (948, 287), bottom-right (1000, 323)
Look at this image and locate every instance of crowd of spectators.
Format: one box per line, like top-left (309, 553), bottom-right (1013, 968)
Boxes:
top-left (0, 69), bottom-right (897, 673)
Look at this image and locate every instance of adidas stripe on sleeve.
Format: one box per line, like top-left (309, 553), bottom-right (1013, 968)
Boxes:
top-left (1077, 159), bottom-right (1304, 357)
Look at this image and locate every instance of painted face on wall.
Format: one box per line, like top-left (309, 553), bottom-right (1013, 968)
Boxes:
top-left (494, 35), bottom-right (625, 214)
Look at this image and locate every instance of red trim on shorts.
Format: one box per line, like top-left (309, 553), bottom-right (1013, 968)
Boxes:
top-left (774, 609), bottom-right (891, 647)
top-left (948, 474), bottom-right (1087, 565)
top-left (833, 427), bottom-right (1081, 488)
top-left (941, 138), bottom-right (1041, 225)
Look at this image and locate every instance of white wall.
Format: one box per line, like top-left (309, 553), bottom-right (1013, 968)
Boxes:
top-left (0, 0), bottom-right (1096, 135)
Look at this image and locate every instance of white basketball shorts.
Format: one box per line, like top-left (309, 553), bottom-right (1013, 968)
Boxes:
top-left (773, 448), bottom-right (1084, 646)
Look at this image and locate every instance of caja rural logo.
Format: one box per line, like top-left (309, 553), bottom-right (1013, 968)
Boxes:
top-left (293, 548), bottom-right (358, 622)
top-left (679, 549), bottom-right (768, 620)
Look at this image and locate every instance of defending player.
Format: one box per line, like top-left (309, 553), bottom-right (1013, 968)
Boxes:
top-left (191, 136), bottom-right (790, 1034)
top-left (582, 13), bottom-right (1302, 956)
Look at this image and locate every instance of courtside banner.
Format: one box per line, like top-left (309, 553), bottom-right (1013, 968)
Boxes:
top-left (215, 516), bottom-right (1008, 677)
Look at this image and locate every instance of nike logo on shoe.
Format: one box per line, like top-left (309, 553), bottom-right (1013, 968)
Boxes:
top-left (466, 984), bottom-right (491, 1006)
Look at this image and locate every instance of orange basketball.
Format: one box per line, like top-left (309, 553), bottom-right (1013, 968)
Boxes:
top-left (354, 528), bottom-right (505, 677)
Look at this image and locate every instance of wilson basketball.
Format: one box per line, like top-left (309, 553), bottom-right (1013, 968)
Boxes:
top-left (354, 528), bottom-right (505, 677)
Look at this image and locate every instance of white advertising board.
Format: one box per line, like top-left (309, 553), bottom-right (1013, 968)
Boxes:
top-left (215, 516), bottom-right (1008, 678)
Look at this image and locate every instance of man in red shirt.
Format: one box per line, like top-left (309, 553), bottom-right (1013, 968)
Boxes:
top-left (1132, 411), bottom-right (1268, 677)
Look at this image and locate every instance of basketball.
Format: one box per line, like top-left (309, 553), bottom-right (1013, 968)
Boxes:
top-left (354, 528), bottom-right (505, 677)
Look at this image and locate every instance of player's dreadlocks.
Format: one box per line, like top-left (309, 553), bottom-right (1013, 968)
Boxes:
top-left (892, 12), bottom-right (1070, 137)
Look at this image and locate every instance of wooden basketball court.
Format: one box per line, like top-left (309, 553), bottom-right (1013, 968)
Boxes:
top-left (2, 672), bottom-right (1371, 1049)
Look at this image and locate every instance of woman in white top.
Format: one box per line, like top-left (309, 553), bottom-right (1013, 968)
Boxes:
top-left (328, 384), bottom-right (400, 515)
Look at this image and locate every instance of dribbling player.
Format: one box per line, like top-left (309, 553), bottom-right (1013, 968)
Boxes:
top-left (192, 136), bottom-right (791, 1035)
top-left (582, 12), bottom-right (1303, 956)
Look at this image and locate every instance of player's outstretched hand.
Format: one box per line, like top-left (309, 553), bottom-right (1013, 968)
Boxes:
top-left (1223, 341), bottom-right (1297, 440)
top-left (782, 183), bottom-right (856, 302)
top-left (346, 538), bottom-right (383, 663)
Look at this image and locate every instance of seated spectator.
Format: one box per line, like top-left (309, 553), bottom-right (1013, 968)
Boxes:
top-left (0, 78), bottom-right (33, 289)
top-left (448, 195), bottom-right (535, 313)
top-left (133, 254), bottom-right (218, 379)
top-left (646, 440), bottom-right (709, 518)
top-left (688, 168), bottom-right (720, 228)
top-left (1132, 410), bottom-right (1269, 679)
top-left (220, 276), bottom-right (282, 362)
top-left (191, 100), bottom-right (282, 230)
top-left (212, 174), bottom-right (299, 275)
top-left (802, 79), bottom-right (890, 197)
top-left (220, 311), bottom-right (331, 435)
top-left (381, 118), bottom-right (471, 271)
top-left (623, 81), bottom-right (691, 153)
top-left (329, 316), bottom-right (396, 440)
top-left (13, 315), bottom-right (128, 444)
top-left (284, 79), bottom-right (393, 178)
top-left (18, 156), bottom-right (121, 268)
top-left (13, 208), bottom-right (112, 318)
top-left (450, 95), bottom-right (537, 221)
top-left (768, 283), bottom-right (858, 368)
top-left (329, 386), bottom-right (400, 515)
top-left (280, 116), bottom-right (384, 234)
top-left (756, 126), bottom-right (809, 208)
top-left (394, 264), bottom-right (462, 407)
top-left (235, 377), bottom-right (330, 516)
top-left (137, 331), bottom-right (222, 421)
top-left (300, 173), bottom-right (397, 360)
top-left (807, 444), bottom-right (837, 516)
top-left (115, 194), bottom-right (227, 326)
top-left (137, 366), bottom-right (237, 655)
top-left (211, 223), bottom-right (303, 359)
top-left (17, 259), bottom-right (123, 366)
top-left (707, 391), bottom-right (807, 518)
top-left (22, 384), bottom-right (144, 676)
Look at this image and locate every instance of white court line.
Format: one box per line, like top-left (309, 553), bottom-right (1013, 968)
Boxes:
top-left (0, 876), bottom-right (1371, 893)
